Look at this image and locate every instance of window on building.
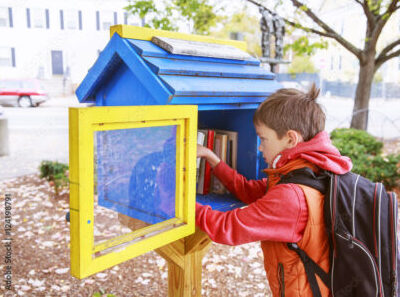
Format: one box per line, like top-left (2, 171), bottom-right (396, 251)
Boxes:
top-left (124, 12), bottom-right (140, 26)
top-left (0, 47), bottom-right (15, 67)
top-left (96, 11), bottom-right (117, 31)
top-left (338, 55), bottom-right (342, 70)
top-left (64, 9), bottom-right (79, 30)
top-left (0, 7), bottom-right (12, 27)
top-left (27, 8), bottom-right (49, 29)
top-left (101, 11), bottom-right (113, 30)
top-left (398, 57), bottom-right (400, 71)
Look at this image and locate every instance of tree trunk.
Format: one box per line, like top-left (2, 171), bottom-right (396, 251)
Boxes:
top-left (350, 54), bottom-right (376, 130)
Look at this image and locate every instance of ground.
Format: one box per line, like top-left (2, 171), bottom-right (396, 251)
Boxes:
top-left (0, 174), bottom-right (271, 297)
top-left (0, 97), bottom-right (399, 297)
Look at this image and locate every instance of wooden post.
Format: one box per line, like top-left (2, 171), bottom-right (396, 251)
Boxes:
top-left (118, 214), bottom-right (211, 297)
top-left (156, 228), bottom-right (211, 297)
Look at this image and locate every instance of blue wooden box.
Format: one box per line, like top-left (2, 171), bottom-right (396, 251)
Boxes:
top-left (76, 26), bottom-right (281, 211)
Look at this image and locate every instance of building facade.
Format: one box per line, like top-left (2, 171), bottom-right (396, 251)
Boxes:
top-left (0, 0), bottom-right (140, 95)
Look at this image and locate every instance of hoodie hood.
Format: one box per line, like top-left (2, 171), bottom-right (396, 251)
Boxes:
top-left (269, 131), bottom-right (352, 175)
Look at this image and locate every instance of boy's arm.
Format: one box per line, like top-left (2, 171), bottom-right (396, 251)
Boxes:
top-left (213, 161), bottom-right (267, 204)
top-left (195, 183), bottom-right (308, 246)
top-left (197, 144), bottom-right (267, 204)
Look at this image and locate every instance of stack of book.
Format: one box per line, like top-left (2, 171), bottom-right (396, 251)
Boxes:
top-left (196, 129), bottom-right (238, 195)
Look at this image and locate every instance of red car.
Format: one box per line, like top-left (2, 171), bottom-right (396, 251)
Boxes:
top-left (0, 79), bottom-right (49, 107)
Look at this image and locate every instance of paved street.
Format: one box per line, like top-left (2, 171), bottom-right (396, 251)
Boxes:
top-left (0, 96), bottom-right (85, 180)
top-left (0, 96), bottom-right (399, 181)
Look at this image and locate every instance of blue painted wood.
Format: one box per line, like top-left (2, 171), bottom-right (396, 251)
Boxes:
top-left (197, 104), bottom-right (260, 111)
top-left (170, 96), bottom-right (269, 105)
top-left (196, 193), bottom-right (246, 211)
top-left (74, 32), bottom-right (283, 212)
top-left (76, 33), bottom-right (172, 104)
top-left (143, 56), bottom-right (275, 79)
top-left (198, 109), bottom-right (260, 180)
top-left (95, 59), bottom-right (160, 106)
top-left (159, 75), bottom-right (281, 97)
top-left (127, 39), bottom-right (260, 66)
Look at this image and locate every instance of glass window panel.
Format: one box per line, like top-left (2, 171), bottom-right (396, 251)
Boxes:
top-left (101, 11), bottom-right (113, 30)
top-left (0, 47), bottom-right (12, 67)
top-left (93, 125), bottom-right (177, 249)
top-left (0, 7), bottom-right (8, 27)
top-left (31, 8), bottom-right (45, 28)
top-left (65, 9), bottom-right (78, 30)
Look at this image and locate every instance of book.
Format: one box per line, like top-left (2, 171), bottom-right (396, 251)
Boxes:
top-left (211, 133), bottom-right (228, 194)
top-left (196, 129), bottom-right (208, 194)
top-left (202, 129), bottom-right (215, 195)
top-left (214, 129), bottom-right (238, 170)
top-left (196, 131), bottom-right (206, 183)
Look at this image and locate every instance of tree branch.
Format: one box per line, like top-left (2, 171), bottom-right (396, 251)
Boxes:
top-left (370, 0), bottom-right (398, 49)
top-left (382, 0), bottom-right (399, 15)
top-left (289, 0), bottom-right (362, 59)
top-left (246, 0), bottom-right (334, 37)
top-left (284, 19), bottom-right (334, 38)
top-left (378, 39), bottom-right (400, 60)
top-left (375, 48), bottom-right (400, 70)
top-left (375, 39), bottom-right (400, 68)
top-left (355, 0), bottom-right (375, 29)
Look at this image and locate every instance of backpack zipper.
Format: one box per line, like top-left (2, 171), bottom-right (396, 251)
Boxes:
top-left (338, 233), bottom-right (383, 297)
top-left (278, 262), bottom-right (285, 297)
top-left (351, 174), bottom-right (361, 237)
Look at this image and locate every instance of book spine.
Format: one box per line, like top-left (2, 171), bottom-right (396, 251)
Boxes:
top-left (203, 130), bottom-right (215, 195)
top-left (196, 131), bottom-right (205, 183)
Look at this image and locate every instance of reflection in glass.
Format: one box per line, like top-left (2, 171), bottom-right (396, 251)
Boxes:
top-left (96, 125), bottom-right (177, 225)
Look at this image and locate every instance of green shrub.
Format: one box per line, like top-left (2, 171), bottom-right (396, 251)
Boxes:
top-left (330, 128), bottom-right (383, 155)
top-left (330, 128), bottom-right (400, 190)
top-left (39, 160), bottom-right (69, 196)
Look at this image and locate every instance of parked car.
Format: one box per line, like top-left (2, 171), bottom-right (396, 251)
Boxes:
top-left (0, 79), bottom-right (49, 107)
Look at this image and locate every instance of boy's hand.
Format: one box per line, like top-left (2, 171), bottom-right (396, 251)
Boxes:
top-left (197, 144), bottom-right (221, 168)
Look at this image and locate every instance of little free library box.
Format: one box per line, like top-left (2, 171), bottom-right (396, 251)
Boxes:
top-left (69, 24), bottom-right (280, 295)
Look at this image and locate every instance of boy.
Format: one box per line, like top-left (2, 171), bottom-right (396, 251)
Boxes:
top-left (195, 84), bottom-right (352, 297)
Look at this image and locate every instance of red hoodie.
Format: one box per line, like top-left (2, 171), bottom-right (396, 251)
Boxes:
top-left (195, 131), bottom-right (352, 245)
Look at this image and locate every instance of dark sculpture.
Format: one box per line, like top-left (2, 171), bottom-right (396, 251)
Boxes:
top-left (259, 7), bottom-right (285, 60)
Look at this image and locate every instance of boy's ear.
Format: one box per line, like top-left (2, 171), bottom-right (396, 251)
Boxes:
top-left (286, 130), bottom-right (303, 148)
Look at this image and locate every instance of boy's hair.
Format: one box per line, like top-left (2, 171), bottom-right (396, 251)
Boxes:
top-left (253, 83), bottom-right (325, 141)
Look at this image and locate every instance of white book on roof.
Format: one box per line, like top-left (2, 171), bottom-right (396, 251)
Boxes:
top-left (151, 36), bottom-right (252, 61)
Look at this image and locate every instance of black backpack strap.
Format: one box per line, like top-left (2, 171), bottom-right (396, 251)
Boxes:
top-left (277, 167), bottom-right (329, 194)
top-left (287, 243), bottom-right (331, 295)
top-left (279, 168), bottom-right (332, 297)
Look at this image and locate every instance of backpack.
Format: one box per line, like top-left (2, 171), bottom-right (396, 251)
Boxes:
top-left (278, 167), bottom-right (399, 297)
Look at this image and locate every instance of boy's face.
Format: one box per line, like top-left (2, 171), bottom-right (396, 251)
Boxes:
top-left (255, 124), bottom-right (292, 166)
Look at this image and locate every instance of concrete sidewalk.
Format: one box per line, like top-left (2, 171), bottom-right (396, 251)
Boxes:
top-left (40, 95), bottom-right (91, 108)
top-left (0, 96), bottom-right (399, 181)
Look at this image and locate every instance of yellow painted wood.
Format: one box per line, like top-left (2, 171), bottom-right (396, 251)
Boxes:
top-left (93, 119), bottom-right (182, 131)
top-left (69, 105), bottom-right (197, 279)
top-left (175, 124), bottom-right (184, 220)
top-left (185, 114), bottom-right (197, 227)
top-left (110, 25), bottom-right (247, 51)
top-left (93, 218), bottom-right (184, 253)
top-left (69, 108), bottom-right (95, 278)
top-left (85, 224), bottom-right (193, 278)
